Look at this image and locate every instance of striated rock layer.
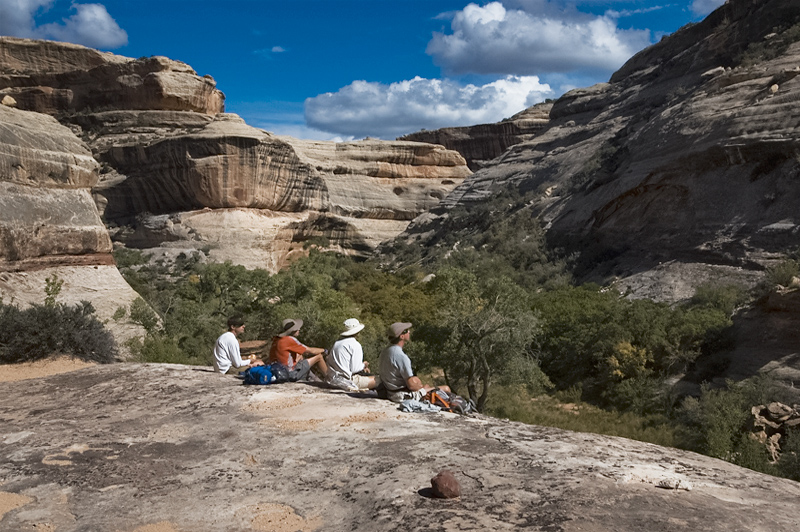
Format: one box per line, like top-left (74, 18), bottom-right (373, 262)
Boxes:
top-left (0, 36), bottom-right (224, 115)
top-left (84, 112), bottom-right (469, 267)
top-left (401, 0), bottom-right (800, 298)
top-left (1, 363), bottom-right (799, 531)
top-left (0, 37), bottom-right (469, 271)
top-left (399, 102), bottom-right (552, 171)
top-left (0, 104), bottom-right (144, 350)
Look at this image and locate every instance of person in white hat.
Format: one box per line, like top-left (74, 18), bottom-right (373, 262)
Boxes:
top-left (327, 318), bottom-right (380, 390)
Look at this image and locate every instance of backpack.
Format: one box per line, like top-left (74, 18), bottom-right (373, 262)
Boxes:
top-left (268, 362), bottom-right (290, 383)
top-left (242, 365), bottom-right (275, 385)
top-left (425, 389), bottom-right (476, 415)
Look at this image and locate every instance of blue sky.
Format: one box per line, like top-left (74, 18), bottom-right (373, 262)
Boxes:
top-left (0, 0), bottom-right (726, 140)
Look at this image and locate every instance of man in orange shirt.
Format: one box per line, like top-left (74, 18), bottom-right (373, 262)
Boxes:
top-left (268, 318), bottom-right (328, 381)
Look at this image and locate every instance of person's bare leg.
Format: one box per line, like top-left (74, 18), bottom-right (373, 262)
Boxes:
top-left (306, 354), bottom-right (328, 378)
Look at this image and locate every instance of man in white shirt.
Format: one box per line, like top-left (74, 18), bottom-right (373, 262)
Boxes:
top-left (213, 316), bottom-right (263, 374)
top-left (327, 318), bottom-right (380, 390)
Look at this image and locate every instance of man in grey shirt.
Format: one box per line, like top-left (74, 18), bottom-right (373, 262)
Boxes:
top-left (378, 322), bottom-right (450, 403)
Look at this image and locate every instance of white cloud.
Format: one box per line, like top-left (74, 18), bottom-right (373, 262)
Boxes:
top-left (305, 75), bottom-right (553, 139)
top-left (271, 46), bottom-right (285, 53)
top-left (426, 1), bottom-right (651, 76)
top-left (690, 0), bottom-right (726, 16)
top-left (37, 3), bottom-right (127, 48)
top-left (0, 0), bottom-right (52, 37)
top-left (0, 1), bottom-right (127, 49)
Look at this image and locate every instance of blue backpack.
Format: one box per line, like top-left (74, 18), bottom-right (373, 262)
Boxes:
top-left (242, 365), bottom-right (275, 385)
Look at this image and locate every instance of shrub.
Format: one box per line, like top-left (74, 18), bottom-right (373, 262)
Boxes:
top-left (112, 247), bottom-right (150, 268)
top-left (129, 297), bottom-right (160, 332)
top-left (690, 282), bottom-right (749, 316)
top-left (0, 301), bottom-right (118, 364)
top-left (765, 259), bottom-right (799, 288)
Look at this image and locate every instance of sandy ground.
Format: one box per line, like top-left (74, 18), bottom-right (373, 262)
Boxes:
top-left (0, 357), bottom-right (96, 383)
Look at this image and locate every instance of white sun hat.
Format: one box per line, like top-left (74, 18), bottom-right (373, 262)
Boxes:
top-left (341, 318), bottom-right (365, 336)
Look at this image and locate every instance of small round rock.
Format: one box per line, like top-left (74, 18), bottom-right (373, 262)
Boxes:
top-left (431, 470), bottom-right (461, 499)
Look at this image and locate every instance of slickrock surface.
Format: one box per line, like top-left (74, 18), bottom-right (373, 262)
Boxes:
top-left (399, 102), bottom-right (552, 171)
top-left (399, 0), bottom-right (800, 298)
top-left (1, 363), bottom-right (799, 532)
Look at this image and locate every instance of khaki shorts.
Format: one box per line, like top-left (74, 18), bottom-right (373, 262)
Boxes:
top-left (225, 365), bottom-right (250, 375)
top-left (352, 374), bottom-right (380, 390)
top-left (387, 388), bottom-right (425, 403)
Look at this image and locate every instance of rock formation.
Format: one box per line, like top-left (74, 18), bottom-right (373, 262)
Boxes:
top-left (0, 102), bottom-right (144, 348)
top-left (750, 401), bottom-right (800, 461)
top-left (84, 112), bottom-right (468, 269)
top-left (0, 36), bottom-right (470, 271)
top-left (0, 36), bottom-right (224, 115)
top-left (399, 102), bottom-right (552, 171)
top-left (1, 363), bottom-right (799, 531)
top-left (399, 0), bottom-right (800, 301)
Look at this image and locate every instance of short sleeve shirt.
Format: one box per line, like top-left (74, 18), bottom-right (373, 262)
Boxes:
top-left (329, 336), bottom-right (365, 379)
top-left (378, 344), bottom-right (414, 391)
top-left (269, 335), bottom-right (308, 369)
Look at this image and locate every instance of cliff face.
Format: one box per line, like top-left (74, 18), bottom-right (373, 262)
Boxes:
top-left (84, 112), bottom-right (469, 269)
top-left (1, 363), bottom-right (799, 532)
top-left (0, 104), bottom-right (145, 348)
top-left (399, 102), bottom-right (552, 171)
top-left (0, 37), bottom-right (470, 274)
top-left (402, 0), bottom-right (800, 299)
top-left (0, 37), bottom-right (224, 114)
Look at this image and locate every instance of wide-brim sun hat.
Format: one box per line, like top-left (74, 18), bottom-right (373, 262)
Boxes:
top-left (341, 318), bottom-right (365, 336)
top-left (278, 318), bottom-right (303, 337)
top-left (388, 322), bottom-right (412, 339)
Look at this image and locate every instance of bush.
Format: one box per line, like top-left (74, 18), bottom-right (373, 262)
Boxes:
top-left (690, 282), bottom-right (749, 316)
top-left (127, 333), bottom-right (208, 366)
top-left (765, 259), bottom-right (799, 288)
top-left (0, 301), bottom-right (118, 364)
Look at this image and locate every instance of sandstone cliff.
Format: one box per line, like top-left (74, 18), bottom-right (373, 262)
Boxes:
top-left (0, 102), bottom-right (144, 347)
top-left (83, 111), bottom-right (468, 269)
top-left (399, 102), bottom-right (552, 171)
top-left (0, 37), bottom-right (470, 271)
top-left (1, 363), bottom-right (799, 532)
top-left (0, 36), bottom-right (224, 115)
top-left (400, 0), bottom-right (800, 301)
top-left (0, 37), bottom-right (471, 271)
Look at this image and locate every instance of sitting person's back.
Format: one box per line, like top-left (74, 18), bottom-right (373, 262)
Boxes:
top-left (327, 318), bottom-right (380, 391)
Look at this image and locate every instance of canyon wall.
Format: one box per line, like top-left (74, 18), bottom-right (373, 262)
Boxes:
top-left (401, 0), bottom-right (800, 300)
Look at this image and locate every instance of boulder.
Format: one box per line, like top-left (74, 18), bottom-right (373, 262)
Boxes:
top-left (1, 363), bottom-right (799, 531)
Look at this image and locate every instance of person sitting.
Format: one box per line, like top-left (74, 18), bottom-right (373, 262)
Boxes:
top-left (213, 316), bottom-right (264, 374)
top-left (327, 318), bottom-right (381, 391)
top-left (268, 318), bottom-right (328, 381)
top-left (377, 322), bottom-right (450, 402)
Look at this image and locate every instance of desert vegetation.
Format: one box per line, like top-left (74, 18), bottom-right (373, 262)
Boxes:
top-left (0, 274), bottom-right (118, 364)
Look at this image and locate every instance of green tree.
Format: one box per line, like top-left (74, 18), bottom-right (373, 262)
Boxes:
top-left (418, 268), bottom-right (549, 411)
